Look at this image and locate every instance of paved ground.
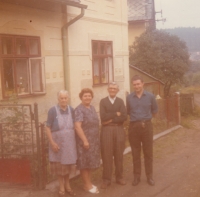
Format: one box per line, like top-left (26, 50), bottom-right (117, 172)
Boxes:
top-left (1, 121), bottom-right (200, 197)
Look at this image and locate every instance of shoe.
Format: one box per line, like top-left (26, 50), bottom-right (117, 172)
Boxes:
top-left (116, 179), bottom-right (127, 185)
top-left (84, 185), bottom-right (99, 194)
top-left (101, 182), bottom-right (111, 189)
top-left (147, 178), bottom-right (155, 186)
top-left (132, 177), bottom-right (140, 186)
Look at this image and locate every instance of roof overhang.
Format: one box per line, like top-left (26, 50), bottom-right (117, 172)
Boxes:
top-left (128, 19), bottom-right (154, 24)
top-left (129, 65), bottom-right (165, 85)
top-left (0, 0), bottom-right (87, 13)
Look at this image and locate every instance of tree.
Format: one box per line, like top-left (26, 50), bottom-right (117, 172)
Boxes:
top-left (129, 29), bottom-right (190, 97)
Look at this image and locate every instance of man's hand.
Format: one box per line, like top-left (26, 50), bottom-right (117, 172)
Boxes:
top-left (50, 141), bottom-right (60, 152)
top-left (116, 112), bottom-right (121, 116)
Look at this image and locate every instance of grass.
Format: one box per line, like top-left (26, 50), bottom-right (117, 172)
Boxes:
top-left (180, 86), bottom-right (200, 94)
top-left (181, 104), bottom-right (200, 129)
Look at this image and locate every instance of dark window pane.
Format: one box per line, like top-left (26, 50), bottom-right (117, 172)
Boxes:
top-left (92, 42), bottom-right (98, 55)
top-left (16, 38), bottom-right (27, 55)
top-left (2, 37), bottom-right (13, 55)
top-left (101, 58), bottom-right (108, 83)
top-left (100, 43), bottom-right (106, 54)
top-left (93, 59), bottom-right (100, 84)
top-left (108, 57), bottom-right (113, 82)
top-left (16, 59), bottom-right (29, 94)
top-left (3, 59), bottom-right (14, 96)
top-left (29, 39), bottom-right (39, 55)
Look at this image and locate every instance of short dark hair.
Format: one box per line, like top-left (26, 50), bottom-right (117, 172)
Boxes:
top-left (79, 88), bottom-right (94, 99)
top-left (131, 75), bottom-right (144, 83)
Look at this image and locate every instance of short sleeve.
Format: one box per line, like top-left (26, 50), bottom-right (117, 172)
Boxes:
top-left (74, 107), bottom-right (83, 122)
top-left (46, 107), bottom-right (54, 128)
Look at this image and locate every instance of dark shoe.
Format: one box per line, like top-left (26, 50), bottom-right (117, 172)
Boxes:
top-left (147, 178), bottom-right (155, 186)
top-left (132, 177), bottom-right (140, 186)
top-left (116, 179), bottom-right (127, 185)
top-left (101, 182), bottom-right (111, 189)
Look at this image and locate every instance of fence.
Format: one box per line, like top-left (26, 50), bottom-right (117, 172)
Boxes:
top-left (0, 103), bottom-right (49, 189)
top-left (180, 93), bottom-right (194, 115)
top-left (153, 93), bottom-right (180, 134)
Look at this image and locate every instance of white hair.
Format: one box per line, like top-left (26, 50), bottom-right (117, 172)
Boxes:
top-left (108, 82), bottom-right (119, 89)
top-left (57, 90), bottom-right (69, 98)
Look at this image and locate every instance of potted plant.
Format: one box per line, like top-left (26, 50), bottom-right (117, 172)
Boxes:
top-left (19, 77), bottom-right (26, 93)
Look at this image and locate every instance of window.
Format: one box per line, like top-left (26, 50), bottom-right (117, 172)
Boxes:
top-left (0, 34), bottom-right (45, 98)
top-left (92, 41), bottom-right (113, 85)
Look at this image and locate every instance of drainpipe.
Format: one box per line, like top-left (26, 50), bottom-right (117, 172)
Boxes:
top-left (62, 4), bottom-right (87, 92)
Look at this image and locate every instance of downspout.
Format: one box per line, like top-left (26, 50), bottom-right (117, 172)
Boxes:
top-left (62, 4), bottom-right (87, 91)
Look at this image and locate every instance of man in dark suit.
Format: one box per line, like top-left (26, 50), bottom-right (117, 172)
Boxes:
top-left (100, 82), bottom-right (127, 189)
top-left (127, 75), bottom-right (158, 186)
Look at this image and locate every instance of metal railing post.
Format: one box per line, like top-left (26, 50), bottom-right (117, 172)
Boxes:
top-left (34, 103), bottom-right (43, 189)
top-left (40, 123), bottom-right (47, 187)
top-left (175, 92), bottom-right (181, 125)
top-left (166, 98), bottom-right (169, 128)
top-left (0, 123), bottom-right (3, 159)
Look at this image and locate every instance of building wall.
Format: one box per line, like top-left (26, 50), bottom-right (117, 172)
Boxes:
top-left (66, 0), bottom-right (129, 112)
top-left (128, 22), bottom-right (145, 46)
top-left (0, 0), bottom-right (129, 120)
top-left (0, 2), bottom-right (66, 121)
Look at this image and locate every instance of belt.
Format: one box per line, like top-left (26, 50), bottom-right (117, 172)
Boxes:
top-left (130, 119), bottom-right (151, 124)
top-left (102, 123), bottom-right (123, 127)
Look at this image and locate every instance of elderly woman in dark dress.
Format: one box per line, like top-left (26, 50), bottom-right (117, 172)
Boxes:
top-left (46, 90), bottom-right (77, 197)
top-left (75, 88), bottom-right (100, 194)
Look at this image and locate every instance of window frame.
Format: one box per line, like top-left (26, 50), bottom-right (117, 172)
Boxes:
top-left (0, 34), bottom-right (44, 99)
top-left (29, 57), bottom-right (46, 94)
top-left (92, 40), bottom-right (114, 86)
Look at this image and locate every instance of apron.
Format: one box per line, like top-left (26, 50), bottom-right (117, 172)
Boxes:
top-left (49, 105), bottom-right (77, 164)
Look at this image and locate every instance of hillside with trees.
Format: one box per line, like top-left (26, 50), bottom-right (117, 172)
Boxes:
top-left (163, 27), bottom-right (200, 52)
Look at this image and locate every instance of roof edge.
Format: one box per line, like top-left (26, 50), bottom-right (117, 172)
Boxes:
top-left (129, 65), bottom-right (165, 85)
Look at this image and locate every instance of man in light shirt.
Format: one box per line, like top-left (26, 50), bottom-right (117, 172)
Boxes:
top-left (99, 82), bottom-right (127, 189)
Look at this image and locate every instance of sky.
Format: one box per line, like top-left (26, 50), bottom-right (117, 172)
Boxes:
top-left (154, 0), bottom-right (200, 29)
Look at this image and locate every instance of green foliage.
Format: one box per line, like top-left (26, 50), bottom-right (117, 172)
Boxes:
top-left (129, 29), bottom-right (190, 97)
top-left (183, 61), bottom-right (200, 86)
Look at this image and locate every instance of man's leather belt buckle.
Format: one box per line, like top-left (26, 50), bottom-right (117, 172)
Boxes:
top-left (131, 119), bottom-right (151, 128)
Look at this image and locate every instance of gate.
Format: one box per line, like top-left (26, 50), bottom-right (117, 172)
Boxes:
top-left (0, 103), bottom-right (48, 189)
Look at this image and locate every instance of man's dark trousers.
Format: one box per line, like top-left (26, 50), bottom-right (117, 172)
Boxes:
top-left (101, 125), bottom-right (125, 183)
top-left (129, 121), bottom-right (153, 179)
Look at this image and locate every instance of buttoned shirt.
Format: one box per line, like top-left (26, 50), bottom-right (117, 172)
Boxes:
top-left (108, 96), bottom-right (116, 104)
top-left (126, 90), bottom-right (158, 122)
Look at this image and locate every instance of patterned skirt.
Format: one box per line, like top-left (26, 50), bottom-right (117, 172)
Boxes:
top-left (50, 162), bottom-right (76, 176)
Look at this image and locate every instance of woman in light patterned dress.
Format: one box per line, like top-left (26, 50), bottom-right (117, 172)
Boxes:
top-left (75, 88), bottom-right (100, 194)
top-left (46, 90), bottom-right (77, 197)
